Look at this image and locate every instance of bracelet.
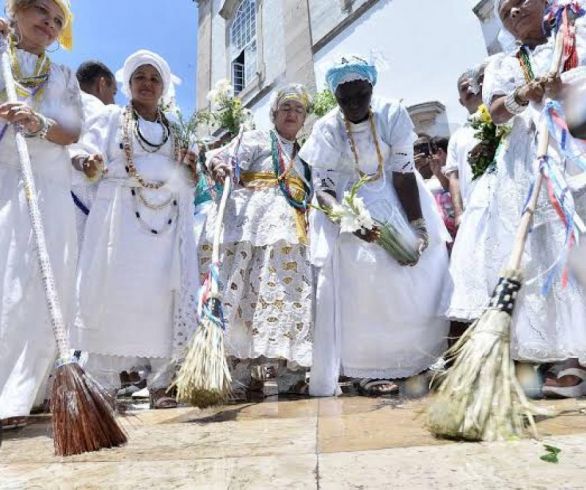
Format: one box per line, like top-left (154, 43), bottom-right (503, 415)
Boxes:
top-left (22, 112), bottom-right (46, 138)
top-left (409, 218), bottom-right (427, 231)
top-left (39, 117), bottom-right (55, 140)
top-left (504, 89), bottom-right (528, 115)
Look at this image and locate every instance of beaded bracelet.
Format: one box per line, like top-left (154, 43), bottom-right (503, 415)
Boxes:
top-left (504, 89), bottom-right (528, 115)
top-left (39, 116), bottom-right (55, 140)
top-left (22, 112), bottom-right (46, 138)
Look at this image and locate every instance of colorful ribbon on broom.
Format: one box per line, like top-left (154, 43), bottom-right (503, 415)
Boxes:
top-left (197, 261), bottom-right (226, 329)
top-left (531, 101), bottom-right (586, 292)
top-left (545, 1), bottom-right (585, 72)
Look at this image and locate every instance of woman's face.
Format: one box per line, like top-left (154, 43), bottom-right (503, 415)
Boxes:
top-left (130, 64), bottom-right (164, 107)
top-left (14, 0), bottom-right (65, 50)
top-left (335, 80), bottom-right (373, 123)
top-left (274, 99), bottom-right (307, 139)
top-left (498, 0), bottom-right (547, 43)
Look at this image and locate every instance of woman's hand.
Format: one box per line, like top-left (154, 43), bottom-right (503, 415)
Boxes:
top-left (73, 154), bottom-right (105, 181)
top-left (516, 80), bottom-right (546, 104)
top-left (542, 74), bottom-right (565, 100)
top-left (179, 148), bottom-right (198, 183)
top-left (210, 156), bottom-right (231, 184)
top-left (0, 103), bottom-right (43, 133)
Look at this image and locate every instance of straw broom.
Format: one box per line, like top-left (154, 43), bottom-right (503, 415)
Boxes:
top-left (174, 131), bottom-right (244, 407)
top-left (0, 37), bottom-right (126, 456)
top-left (427, 19), bottom-right (569, 442)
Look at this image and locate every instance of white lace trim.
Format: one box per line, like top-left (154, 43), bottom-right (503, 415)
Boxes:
top-left (199, 240), bottom-right (313, 367)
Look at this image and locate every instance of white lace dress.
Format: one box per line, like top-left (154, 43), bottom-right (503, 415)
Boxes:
top-left (300, 98), bottom-right (451, 396)
top-left (0, 51), bottom-right (83, 419)
top-left (449, 22), bottom-right (586, 365)
top-left (199, 130), bottom-right (313, 368)
top-left (70, 106), bottom-right (199, 388)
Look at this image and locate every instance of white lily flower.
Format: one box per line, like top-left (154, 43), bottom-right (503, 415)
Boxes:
top-left (340, 214), bottom-right (362, 234)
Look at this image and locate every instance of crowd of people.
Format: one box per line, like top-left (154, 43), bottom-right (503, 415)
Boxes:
top-left (1, 0), bottom-right (586, 433)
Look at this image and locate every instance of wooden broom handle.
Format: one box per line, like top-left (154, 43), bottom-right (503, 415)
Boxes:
top-left (506, 26), bottom-right (566, 271)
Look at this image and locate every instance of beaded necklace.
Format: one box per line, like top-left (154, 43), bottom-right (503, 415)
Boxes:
top-left (516, 45), bottom-right (536, 83)
top-left (269, 130), bottom-right (312, 211)
top-left (122, 104), bottom-right (181, 189)
top-left (122, 104), bottom-right (183, 235)
top-left (132, 108), bottom-right (171, 153)
top-left (343, 110), bottom-right (384, 182)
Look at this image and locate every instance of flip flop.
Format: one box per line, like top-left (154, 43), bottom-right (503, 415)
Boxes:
top-left (1, 417), bottom-right (28, 431)
top-left (542, 368), bottom-right (586, 399)
top-left (356, 378), bottom-right (399, 397)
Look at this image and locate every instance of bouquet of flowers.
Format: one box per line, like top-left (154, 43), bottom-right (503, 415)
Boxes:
top-left (468, 104), bottom-right (511, 180)
top-left (319, 177), bottom-right (420, 264)
top-left (205, 79), bottom-right (255, 136)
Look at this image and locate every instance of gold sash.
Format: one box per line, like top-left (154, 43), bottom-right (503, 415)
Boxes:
top-left (240, 171), bottom-right (309, 245)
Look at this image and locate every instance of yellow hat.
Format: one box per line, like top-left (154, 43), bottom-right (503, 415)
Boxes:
top-left (52, 0), bottom-right (73, 51)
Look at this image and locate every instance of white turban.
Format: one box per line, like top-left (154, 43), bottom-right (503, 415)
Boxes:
top-left (120, 49), bottom-right (172, 101)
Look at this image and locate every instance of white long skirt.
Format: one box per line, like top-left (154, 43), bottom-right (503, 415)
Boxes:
top-left (310, 178), bottom-right (451, 396)
top-left (72, 181), bottom-right (179, 360)
top-left (448, 116), bottom-right (586, 364)
top-left (0, 153), bottom-right (77, 419)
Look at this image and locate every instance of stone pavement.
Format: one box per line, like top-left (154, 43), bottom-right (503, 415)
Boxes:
top-left (2, 395), bottom-right (586, 489)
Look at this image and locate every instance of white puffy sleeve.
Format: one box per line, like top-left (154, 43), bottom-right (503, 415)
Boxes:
top-left (482, 53), bottom-right (519, 106)
top-left (45, 64), bottom-right (84, 134)
top-left (299, 113), bottom-right (344, 193)
top-left (205, 130), bottom-right (263, 172)
top-left (376, 99), bottom-right (416, 173)
top-left (443, 130), bottom-right (460, 176)
top-left (77, 105), bottom-right (121, 164)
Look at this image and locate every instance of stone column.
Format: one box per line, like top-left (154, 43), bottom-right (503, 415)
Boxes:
top-left (196, 0), bottom-right (213, 110)
top-left (282, 0), bottom-right (317, 92)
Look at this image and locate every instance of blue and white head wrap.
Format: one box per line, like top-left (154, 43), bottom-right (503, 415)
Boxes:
top-left (325, 55), bottom-right (378, 93)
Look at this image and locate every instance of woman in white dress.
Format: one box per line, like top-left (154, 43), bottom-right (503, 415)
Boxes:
top-left (71, 50), bottom-right (199, 409)
top-left (0, 0), bottom-right (83, 429)
top-left (300, 56), bottom-right (451, 397)
top-left (451, 0), bottom-right (586, 397)
top-left (204, 84), bottom-right (314, 398)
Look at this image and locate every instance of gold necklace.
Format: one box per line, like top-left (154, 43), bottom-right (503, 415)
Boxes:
top-left (122, 104), bottom-right (181, 190)
top-left (344, 110), bottom-right (384, 182)
top-left (4, 36), bottom-right (51, 108)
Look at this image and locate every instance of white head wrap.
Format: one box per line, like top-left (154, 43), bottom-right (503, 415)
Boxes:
top-left (269, 83), bottom-right (313, 123)
top-left (494, 0), bottom-right (521, 53)
top-left (120, 49), bottom-right (173, 102)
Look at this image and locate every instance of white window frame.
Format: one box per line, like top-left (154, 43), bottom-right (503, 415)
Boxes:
top-left (229, 0), bottom-right (257, 95)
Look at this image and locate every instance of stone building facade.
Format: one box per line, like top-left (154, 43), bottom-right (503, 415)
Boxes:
top-left (195, 0), bottom-right (496, 135)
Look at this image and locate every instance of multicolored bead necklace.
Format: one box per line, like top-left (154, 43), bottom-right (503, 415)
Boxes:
top-left (269, 130), bottom-right (312, 211)
top-left (516, 45), bottom-right (536, 83)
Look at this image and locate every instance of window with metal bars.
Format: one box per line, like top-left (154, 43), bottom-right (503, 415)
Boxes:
top-left (230, 0), bottom-right (257, 94)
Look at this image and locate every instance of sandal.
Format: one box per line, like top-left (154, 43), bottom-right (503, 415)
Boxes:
top-left (356, 378), bottom-right (399, 397)
top-left (149, 388), bottom-right (178, 409)
top-left (1, 416), bottom-right (28, 431)
top-left (542, 368), bottom-right (586, 398)
top-left (281, 379), bottom-right (309, 396)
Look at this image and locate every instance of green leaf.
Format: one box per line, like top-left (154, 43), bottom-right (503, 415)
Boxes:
top-left (540, 453), bottom-right (559, 464)
top-left (540, 444), bottom-right (561, 463)
top-left (543, 444), bottom-right (561, 455)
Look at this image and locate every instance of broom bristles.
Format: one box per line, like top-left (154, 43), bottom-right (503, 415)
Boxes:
top-left (50, 362), bottom-right (127, 457)
top-left (174, 315), bottom-right (232, 408)
top-left (427, 271), bottom-right (549, 442)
